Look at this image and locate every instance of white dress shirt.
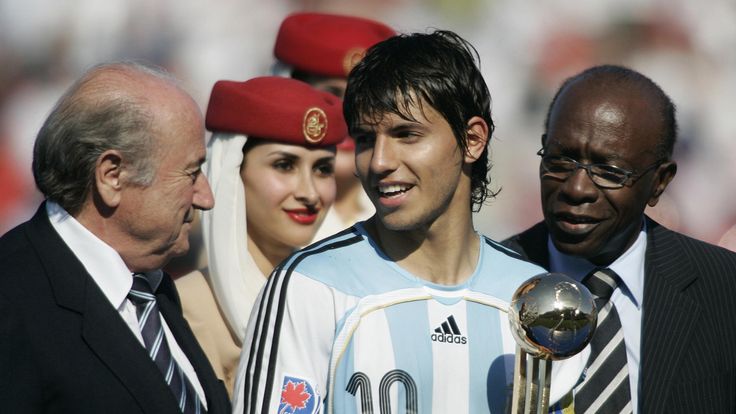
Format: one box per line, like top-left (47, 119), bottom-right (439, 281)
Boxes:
top-left (549, 223), bottom-right (646, 414)
top-left (46, 202), bottom-right (207, 407)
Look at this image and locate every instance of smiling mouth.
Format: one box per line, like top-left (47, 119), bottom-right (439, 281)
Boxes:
top-left (550, 212), bottom-right (605, 237)
top-left (555, 212), bottom-right (600, 224)
top-left (285, 209), bottom-right (319, 225)
top-left (377, 183), bottom-right (413, 198)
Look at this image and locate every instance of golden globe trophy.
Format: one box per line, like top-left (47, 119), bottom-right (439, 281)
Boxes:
top-left (508, 273), bottom-right (597, 414)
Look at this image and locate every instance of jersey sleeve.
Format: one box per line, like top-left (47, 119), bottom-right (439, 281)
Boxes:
top-left (232, 268), bottom-right (337, 414)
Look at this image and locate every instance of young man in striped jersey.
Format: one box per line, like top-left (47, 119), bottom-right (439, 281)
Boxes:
top-left (233, 30), bottom-right (583, 414)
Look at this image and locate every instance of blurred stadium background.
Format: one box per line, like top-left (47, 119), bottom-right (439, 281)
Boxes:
top-left (1, 0), bottom-right (735, 251)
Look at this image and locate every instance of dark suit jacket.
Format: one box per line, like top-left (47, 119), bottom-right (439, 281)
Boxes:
top-left (0, 204), bottom-right (230, 414)
top-left (503, 217), bottom-right (736, 413)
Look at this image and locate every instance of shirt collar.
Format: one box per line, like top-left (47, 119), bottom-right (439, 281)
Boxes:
top-left (548, 219), bottom-right (647, 309)
top-left (46, 202), bottom-right (163, 309)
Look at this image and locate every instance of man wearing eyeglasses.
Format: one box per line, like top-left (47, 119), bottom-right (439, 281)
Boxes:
top-left (504, 64), bottom-right (736, 414)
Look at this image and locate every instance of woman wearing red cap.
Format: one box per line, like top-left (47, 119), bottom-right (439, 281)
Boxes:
top-left (175, 76), bottom-right (347, 396)
top-left (272, 12), bottom-right (395, 242)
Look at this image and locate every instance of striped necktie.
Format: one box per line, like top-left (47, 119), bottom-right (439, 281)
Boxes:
top-left (128, 273), bottom-right (206, 414)
top-left (574, 268), bottom-right (632, 413)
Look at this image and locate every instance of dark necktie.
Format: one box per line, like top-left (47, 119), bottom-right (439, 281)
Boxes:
top-left (128, 273), bottom-right (206, 414)
top-left (574, 268), bottom-right (632, 413)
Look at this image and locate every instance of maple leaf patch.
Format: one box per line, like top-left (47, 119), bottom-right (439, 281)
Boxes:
top-left (278, 375), bottom-right (319, 414)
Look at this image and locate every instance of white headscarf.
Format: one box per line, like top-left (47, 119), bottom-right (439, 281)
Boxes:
top-left (201, 132), bottom-right (265, 345)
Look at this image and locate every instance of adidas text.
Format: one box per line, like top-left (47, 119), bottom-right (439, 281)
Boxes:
top-left (431, 333), bottom-right (467, 344)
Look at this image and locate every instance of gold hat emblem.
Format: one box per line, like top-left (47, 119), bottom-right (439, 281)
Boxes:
top-left (343, 47), bottom-right (367, 76)
top-left (303, 107), bottom-right (328, 144)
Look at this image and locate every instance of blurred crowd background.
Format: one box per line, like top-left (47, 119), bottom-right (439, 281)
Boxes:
top-left (1, 0), bottom-right (735, 251)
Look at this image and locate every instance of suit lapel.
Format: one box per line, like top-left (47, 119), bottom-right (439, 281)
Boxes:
top-left (26, 205), bottom-right (178, 413)
top-left (508, 218), bottom-right (702, 411)
top-left (81, 282), bottom-right (179, 413)
top-left (157, 276), bottom-right (228, 413)
top-left (640, 219), bottom-right (700, 413)
top-left (502, 222), bottom-right (551, 269)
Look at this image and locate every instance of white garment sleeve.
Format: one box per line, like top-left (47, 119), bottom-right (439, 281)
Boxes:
top-left (232, 270), bottom-right (337, 414)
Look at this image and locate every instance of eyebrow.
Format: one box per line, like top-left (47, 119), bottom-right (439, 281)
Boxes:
top-left (186, 155), bottom-right (206, 171)
top-left (265, 151), bottom-right (336, 161)
top-left (351, 124), bottom-right (377, 134)
top-left (389, 121), bottom-right (425, 133)
top-left (546, 141), bottom-right (626, 163)
top-left (316, 155), bottom-right (336, 163)
top-left (352, 119), bottom-right (425, 134)
top-left (266, 151), bottom-right (300, 159)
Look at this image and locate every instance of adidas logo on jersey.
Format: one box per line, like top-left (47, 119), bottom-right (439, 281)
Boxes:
top-left (430, 315), bottom-right (467, 344)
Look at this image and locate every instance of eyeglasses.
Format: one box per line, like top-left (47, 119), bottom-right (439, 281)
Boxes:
top-left (537, 148), bottom-right (663, 189)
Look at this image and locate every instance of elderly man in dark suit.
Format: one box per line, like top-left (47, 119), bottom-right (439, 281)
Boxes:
top-left (0, 62), bottom-right (230, 413)
top-left (504, 64), bottom-right (736, 413)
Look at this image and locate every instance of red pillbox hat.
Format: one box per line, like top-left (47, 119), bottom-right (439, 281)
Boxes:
top-left (206, 76), bottom-right (347, 146)
top-left (274, 12), bottom-right (395, 78)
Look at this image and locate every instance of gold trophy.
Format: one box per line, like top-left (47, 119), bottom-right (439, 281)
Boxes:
top-left (508, 273), bottom-right (597, 413)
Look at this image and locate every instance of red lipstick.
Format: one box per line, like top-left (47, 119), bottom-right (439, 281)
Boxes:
top-left (285, 208), bottom-right (319, 225)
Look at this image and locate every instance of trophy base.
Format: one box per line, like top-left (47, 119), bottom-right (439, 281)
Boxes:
top-left (510, 346), bottom-right (552, 414)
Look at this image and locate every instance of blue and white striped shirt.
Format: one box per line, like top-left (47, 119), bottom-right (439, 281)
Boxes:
top-left (233, 223), bottom-right (585, 414)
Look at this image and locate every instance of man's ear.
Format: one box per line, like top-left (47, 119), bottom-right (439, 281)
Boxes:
top-left (464, 116), bottom-right (489, 163)
top-left (95, 150), bottom-right (125, 208)
top-left (647, 160), bottom-right (677, 207)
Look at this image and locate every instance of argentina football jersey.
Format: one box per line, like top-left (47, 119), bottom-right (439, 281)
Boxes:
top-left (234, 223), bottom-right (585, 414)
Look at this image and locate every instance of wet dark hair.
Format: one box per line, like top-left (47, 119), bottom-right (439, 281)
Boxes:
top-left (544, 64), bottom-right (677, 160)
top-left (343, 30), bottom-right (496, 212)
